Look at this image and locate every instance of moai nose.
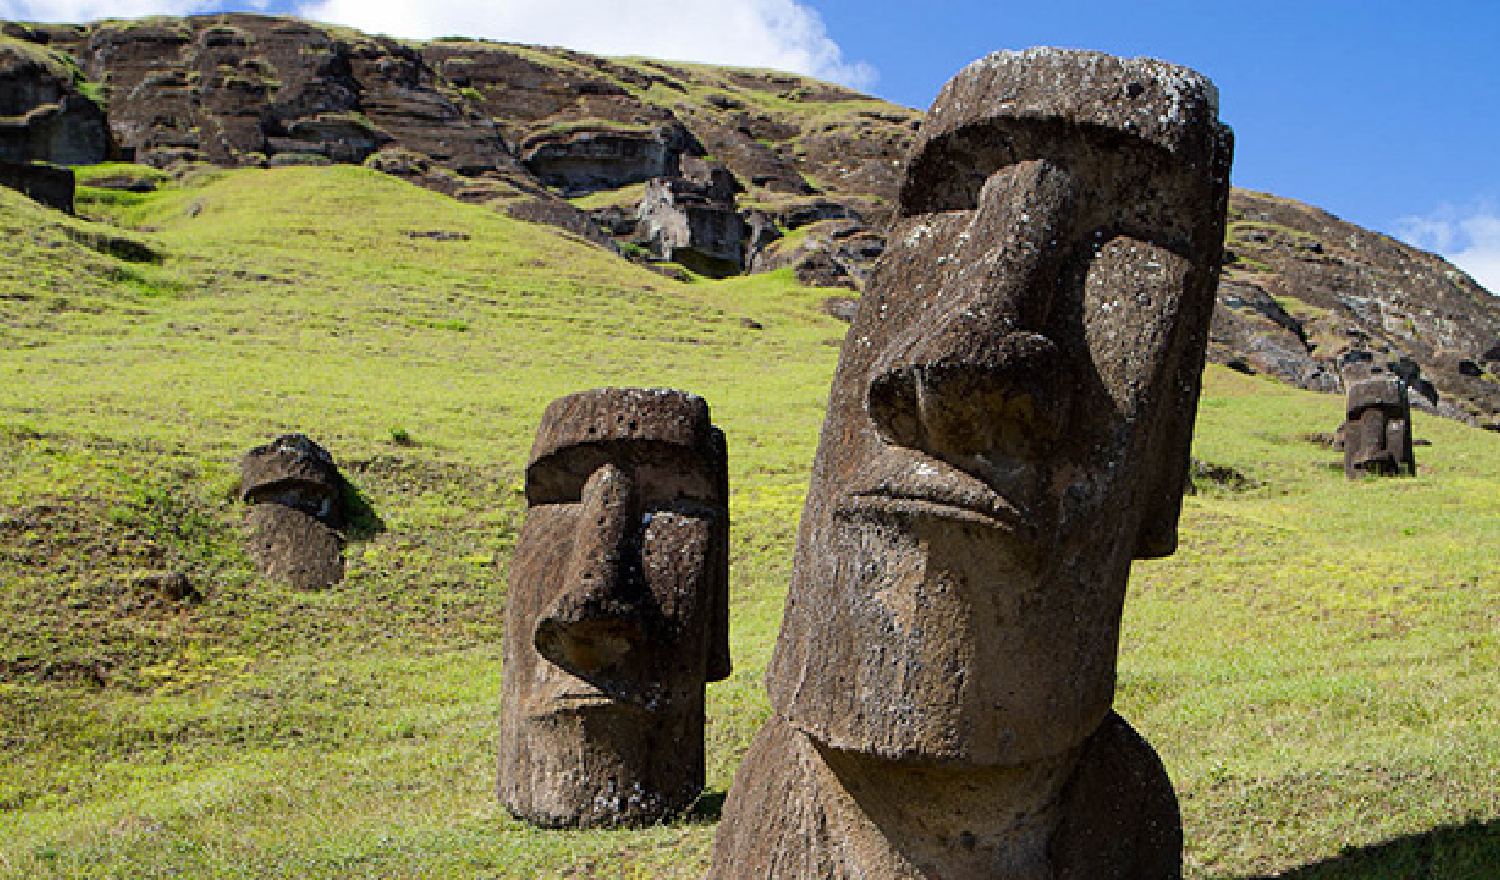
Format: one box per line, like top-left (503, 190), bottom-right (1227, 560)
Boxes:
top-left (867, 159), bottom-right (1075, 463)
top-left (867, 331), bottom-right (1065, 462)
top-left (534, 463), bottom-right (648, 676)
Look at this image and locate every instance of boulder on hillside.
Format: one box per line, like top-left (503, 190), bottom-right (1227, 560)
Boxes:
top-left (1208, 278), bottom-right (1339, 392)
top-left (749, 217), bottom-right (885, 290)
top-left (503, 195), bottom-right (620, 251)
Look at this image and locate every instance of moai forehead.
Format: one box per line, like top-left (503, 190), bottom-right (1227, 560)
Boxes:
top-left (1347, 376), bottom-right (1408, 416)
top-left (900, 49), bottom-right (1231, 257)
top-left (525, 387), bottom-right (727, 507)
top-left (240, 434), bottom-right (340, 504)
top-left (240, 433), bottom-right (344, 529)
top-left (917, 48), bottom-right (1224, 166)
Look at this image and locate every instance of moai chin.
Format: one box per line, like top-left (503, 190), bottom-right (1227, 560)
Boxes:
top-left (240, 433), bottom-right (347, 590)
top-left (1343, 376), bottom-right (1416, 478)
top-left (498, 387), bottom-right (731, 828)
top-left (709, 49), bottom-right (1232, 880)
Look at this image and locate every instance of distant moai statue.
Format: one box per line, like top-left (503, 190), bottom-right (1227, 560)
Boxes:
top-left (498, 387), bottom-right (731, 828)
top-left (1343, 375), bottom-right (1416, 477)
top-left (240, 433), bottom-right (347, 589)
top-left (708, 49), bottom-right (1232, 879)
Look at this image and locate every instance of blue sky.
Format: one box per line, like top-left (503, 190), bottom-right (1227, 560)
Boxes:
top-left (4, 0), bottom-right (1497, 289)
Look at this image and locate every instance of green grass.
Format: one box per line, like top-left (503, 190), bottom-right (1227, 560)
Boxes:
top-left (1, 166), bottom-right (1497, 878)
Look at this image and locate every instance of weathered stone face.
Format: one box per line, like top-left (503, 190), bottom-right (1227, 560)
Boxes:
top-left (498, 387), bottom-right (730, 828)
top-left (766, 49), bottom-right (1233, 767)
top-left (240, 434), bottom-right (346, 590)
top-left (1344, 376), bottom-right (1416, 477)
top-left (711, 49), bottom-right (1230, 880)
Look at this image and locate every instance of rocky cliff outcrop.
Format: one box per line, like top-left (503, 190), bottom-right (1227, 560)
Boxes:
top-left (635, 156), bottom-right (747, 277)
top-left (1216, 190), bottom-right (1500, 427)
top-left (5, 12), bottom-right (1499, 426)
top-left (2, 14), bottom-right (915, 278)
top-left (0, 30), bottom-right (109, 166)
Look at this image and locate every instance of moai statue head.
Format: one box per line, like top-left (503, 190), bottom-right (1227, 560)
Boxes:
top-left (1344, 376), bottom-right (1415, 477)
top-left (766, 48), bottom-right (1233, 767)
top-left (498, 388), bottom-right (731, 827)
top-left (241, 434), bottom-right (343, 523)
top-left (240, 434), bottom-right (347, 589)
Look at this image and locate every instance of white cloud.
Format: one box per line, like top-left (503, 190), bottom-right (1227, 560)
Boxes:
top-left (1397, 203), bottom-right (1500, 296)
top-left (292, 0), bottom-right (876, 90)
top-left (2, 0), bottom-right (874, 87)
top-left (0, 0), bottom-right (268, 22)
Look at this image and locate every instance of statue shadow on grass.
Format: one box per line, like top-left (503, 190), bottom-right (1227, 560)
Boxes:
top-left (340, 477), bottom-right (386, 541)
top-left (1230, 817), bottom-right (1500, 879)
top-left (685, 790), bottom-right (727, 824)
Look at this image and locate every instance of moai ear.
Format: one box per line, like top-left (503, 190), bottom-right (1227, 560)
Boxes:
top-left (1132, 380), bottom-right (1196, 560)
top-left (1131, 234), bottom-right (1222, 560)
top-left (705, 428), bottom-right (732, 683)
top-left (1133, 483), bottom-right (1184, 559)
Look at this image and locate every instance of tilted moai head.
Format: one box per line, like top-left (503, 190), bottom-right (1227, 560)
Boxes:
top-left (1344, 376), bottom-right (1415, 478)
top-left (498, 388), bottom-right (731, 828)
top-left (766, 48), bottom-right (1233, 768)
top-left (240, 434), bottom-right (346, 589)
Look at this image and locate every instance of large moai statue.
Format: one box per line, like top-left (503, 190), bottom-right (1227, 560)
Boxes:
top-left (240, 434), bottom-right (347, 590)
top-left (709, 49), bottom-right (1232, 880)
top-left (1343, 375), bottom-right (1416, 478)
top-left (498, 387), bottom-right (731, 827)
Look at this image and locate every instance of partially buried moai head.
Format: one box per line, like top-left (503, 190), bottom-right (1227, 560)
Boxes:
top-left (240, 433), bottom-right (347, 590)
top-left (498, 387), bottom-right (730, 827)
top-left (766, 49), bottom-right (1234, 767)
top-left (1344, 375), bottom-right (1415, 478)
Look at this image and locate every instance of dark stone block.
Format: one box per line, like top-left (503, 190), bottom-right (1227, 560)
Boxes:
top-left (0, 161), bottom-right (74, 213)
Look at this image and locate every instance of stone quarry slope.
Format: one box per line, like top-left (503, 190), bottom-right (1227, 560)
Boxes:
top-left (1218, 190), bottom-right (1500, 426)
top-left (4, 12), bottom-right (1499, 426)
top-left (1, 13), bottom-right (915, 276)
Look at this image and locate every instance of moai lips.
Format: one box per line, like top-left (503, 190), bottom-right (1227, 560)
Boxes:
top-left (710, 48), bottom-right (1232, 880)
top-left (240, 434), bottom-right (346, 590)
top-left (498, 388), bottom-right (730, 828)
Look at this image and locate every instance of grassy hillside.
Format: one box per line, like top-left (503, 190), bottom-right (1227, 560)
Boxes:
top-left (1, 167), bottom-right (1497, 878)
